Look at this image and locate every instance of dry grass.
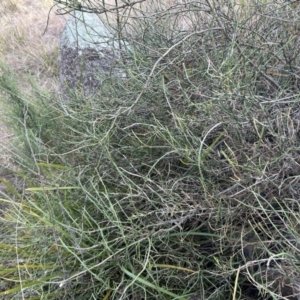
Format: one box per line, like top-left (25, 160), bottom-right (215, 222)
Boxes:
top-left (0, 0), bottom-right (65, 179)
top-left (0, 0), bottom-right (65, 90)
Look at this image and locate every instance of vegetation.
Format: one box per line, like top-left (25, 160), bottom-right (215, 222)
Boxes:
top-left (0, 0), bottom-right (300, 299)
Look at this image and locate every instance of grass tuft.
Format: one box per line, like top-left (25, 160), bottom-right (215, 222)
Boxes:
top-left (1, 0), bottom-right (300, 299)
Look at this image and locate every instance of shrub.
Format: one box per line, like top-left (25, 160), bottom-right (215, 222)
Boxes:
top-left (0, 0), bottom-right (300, 299)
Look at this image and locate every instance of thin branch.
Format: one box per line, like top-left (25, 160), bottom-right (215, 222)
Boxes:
top-left (54, 0), bottom-right (146, 15)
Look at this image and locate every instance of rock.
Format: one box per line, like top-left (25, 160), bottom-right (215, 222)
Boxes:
top-left (59, 11), bottom-right (127, 101)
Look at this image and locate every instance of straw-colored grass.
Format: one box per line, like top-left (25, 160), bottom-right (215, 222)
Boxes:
top-left (0, 0), bottom-right (65, 175)
top-left (0, 0), bottom-right (64, 89)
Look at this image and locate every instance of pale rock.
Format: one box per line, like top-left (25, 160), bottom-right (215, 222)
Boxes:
top-left (59, 11), bottom-right (127, 101)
